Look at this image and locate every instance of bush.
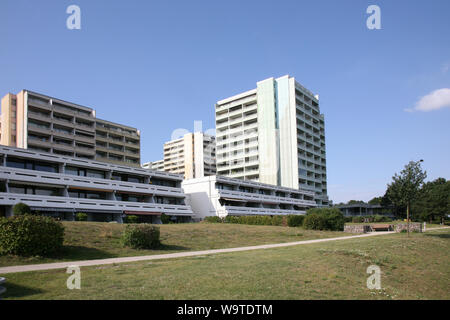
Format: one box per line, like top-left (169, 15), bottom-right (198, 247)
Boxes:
top-left (125, 215), bottom-right (139, 224)
top-left (161, 213), bottom-right (171, 224)
top-left (271, 215), bottom-right (284, 226)
top-left (0, 215), bottom-right (65, 256)
top-left (204, 216), bottom-right (223, 223)
top-left (222, 215), bottom-right (285, 226)
top-left (373, 215), bottom-right (392, 223)
top-left (352, 216), bottom-right (365, 223)
top-left (121, 224), bottom-right (160, 249)
top-left (303, 208), bottom-right (345, 231)
top-left (13, 202), bottom-right (32, 216)
top-left (287, 215), bottom-right (305, 227)
top-left (75, 212), bottom-right (88, 221)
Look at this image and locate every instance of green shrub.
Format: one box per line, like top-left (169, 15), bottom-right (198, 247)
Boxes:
top-left (204, 216), bottom-right (223, 223)
top-left (303, 213), bottom-right (327, 230)
top-left (271, 215), bottom-right (284, 226)
top-left (0, 215), bottom-right (65, 256)
top-left (161, 213), bottom-right (171, 224)
top-left (75, 212), bottom-right (88, 221)
top-left (13, 202), bottom-right (32, 216)
top-left (373, 215), bottom-right (392, 222)
top-left (287, 215), bottom-right (305, 227)
top-left (344, 216), bottom-right (353, 223)
top-left (121, 224), bottom-right (160, 249)
top-left (303, 207), bottom-right (345, 231)
top-left (125, 215), bottom-right (139, 224)
top-left (352, 216), bottom-right (365, 223)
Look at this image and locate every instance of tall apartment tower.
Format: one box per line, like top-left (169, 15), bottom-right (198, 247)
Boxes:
top-left (1, 90), bottom-right (140, 167)
top-left (143, 132), bottom-right (216, 179)
top-left (215, 75), bottom-right (329, 206)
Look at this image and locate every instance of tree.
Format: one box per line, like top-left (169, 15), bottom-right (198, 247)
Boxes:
top-left (347, 200), bottom-right (365, 205)
top-left (413, 178), bottom-right (449, 223)
top-left (385, 160), bottom-right (427, 235)
top-left (368, 197), bottom-right (382, 205)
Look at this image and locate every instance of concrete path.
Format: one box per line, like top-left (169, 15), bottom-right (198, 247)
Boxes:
top-left (0, 227), bottom-right (449, 275)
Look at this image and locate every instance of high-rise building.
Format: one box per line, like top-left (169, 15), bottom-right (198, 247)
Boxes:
top-left (1, 90), bottom-right (141, 167)
top-left (215, 75), bottom-right (329, 206)
top-left (143, 132), bottom-right (216, 179)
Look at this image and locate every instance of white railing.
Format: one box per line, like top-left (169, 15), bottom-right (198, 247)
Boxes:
top-left (224, 206), bottom-right (306, 216)
top-left (0, 167), bottom-right (185, 198)
top-left (0, 193), bottom-right (193, 216)
top-left (218, 189), bottom-right (316, 207)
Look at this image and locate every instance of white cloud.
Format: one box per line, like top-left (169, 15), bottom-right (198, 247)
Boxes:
top-left (405, 88), bottom-right (450, 112)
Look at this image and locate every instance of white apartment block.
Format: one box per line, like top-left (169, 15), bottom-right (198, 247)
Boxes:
top-left (0, 145), bottom-right (193, 222)
top-left (215, 75), bottom-right (329, 206)
top-left (142, 160), bottom-right (164, 171)
top-left (182, 175), bottom-right (317, 220)
top-left (144, 132), bottom-right (216, 179)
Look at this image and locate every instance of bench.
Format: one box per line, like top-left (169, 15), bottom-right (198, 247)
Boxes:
top-left (371, 224), bottom-right (392, 231)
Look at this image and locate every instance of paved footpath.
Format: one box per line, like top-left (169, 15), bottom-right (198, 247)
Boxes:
top-left (0, 227), bottom-right (449, 275)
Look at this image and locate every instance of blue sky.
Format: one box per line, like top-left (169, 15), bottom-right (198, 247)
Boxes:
top-left (1, 0), bottom-right (449, 203)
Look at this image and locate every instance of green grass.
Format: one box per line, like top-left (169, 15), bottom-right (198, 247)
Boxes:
top-left (2, 229), bottom-right (449, 300)
top-left (0, 221), bottom-right (348, 267)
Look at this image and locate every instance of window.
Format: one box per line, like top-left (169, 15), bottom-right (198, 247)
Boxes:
top-left (11, 98), bottom-right (17, 106)
top-left (6, 157), bottom-right (58, 173)
top-left (65, 166), bottom-right (105, 179)
top-left (9, 184), bottom-right (59, 196)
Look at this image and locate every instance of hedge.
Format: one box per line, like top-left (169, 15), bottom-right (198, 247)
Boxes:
top-left (204, 216), bottom-right (223, 223)
top-left (303, 207), bottom-right (345, 231)
top-left (222, 215), bottom-right (285, 226)
top-left (0, 215), bottom-right (65, 256)
top-left (287, 215), bottom-right (305, 227)
top-left (121, 224), bottom-right (160, 249)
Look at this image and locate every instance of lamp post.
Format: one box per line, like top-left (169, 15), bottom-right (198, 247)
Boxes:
top-left (407, 159), bottom-right (424, 237)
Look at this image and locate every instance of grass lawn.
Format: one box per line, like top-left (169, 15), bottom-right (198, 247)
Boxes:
top-left (2, 228), bottom-right (449, 300)
top-left (0, 221), bottom-right (348, 267)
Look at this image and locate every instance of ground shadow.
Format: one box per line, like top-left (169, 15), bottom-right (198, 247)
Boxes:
top-left (59, 245), bottom-right (118, 260)
top-left (155, 244), bottom-right (190, 251)
top-left (424, 233), bottom-right (450, 239)
top-left (1, 282), bottom-right (44, 299)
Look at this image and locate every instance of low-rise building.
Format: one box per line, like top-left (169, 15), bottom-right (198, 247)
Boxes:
top-left (182, 175), bottom-right (317, 220)
top-left (0, 145), bottom-right (193, 222)
top-left (336, 203), bottom-right (393, 217)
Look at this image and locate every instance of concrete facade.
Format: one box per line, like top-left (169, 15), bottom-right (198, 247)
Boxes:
top-left (0, 90), bottom-right (141, 167)
top-left (215, 75), bottom-right (329, 206)
top-left (0, 145), bottom-right (193, 222)
top-left (143, 132), bottom-right (216, 179)
top-left (182, 175), bottom-right (316, 220)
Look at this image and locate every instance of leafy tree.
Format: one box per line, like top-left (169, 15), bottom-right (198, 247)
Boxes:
top-left (368, 197), bottom-right (382, 205)
top-left (347, 200), bottom-right (365, 205)
top-left (385, 160), bottom-right (427, 234)
top-left (413, 178), bottom-right (449, 223)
